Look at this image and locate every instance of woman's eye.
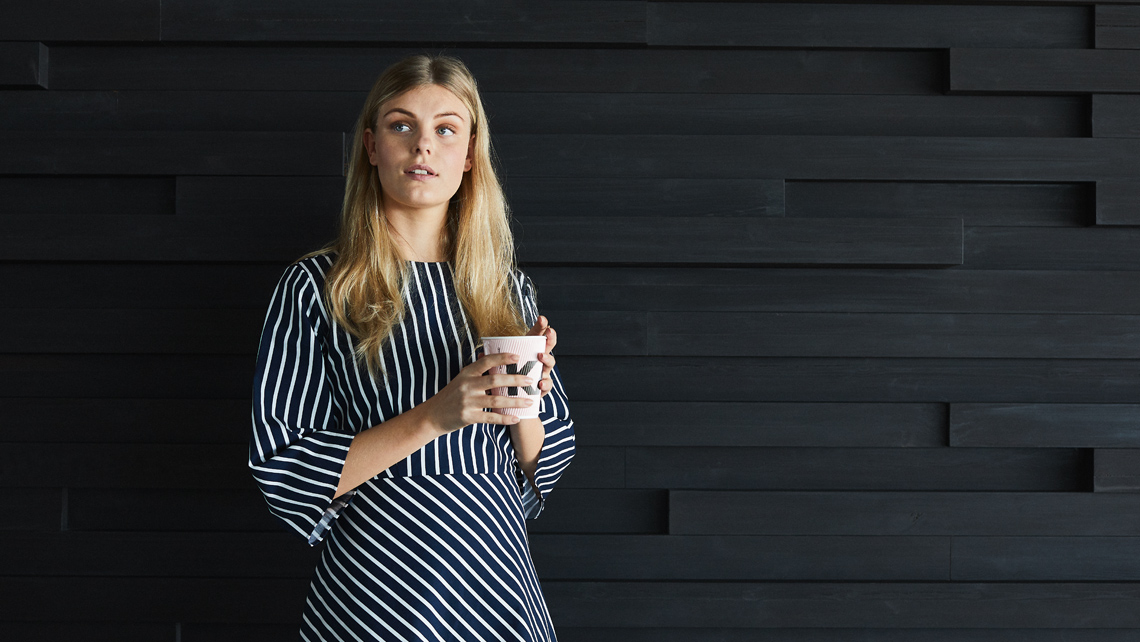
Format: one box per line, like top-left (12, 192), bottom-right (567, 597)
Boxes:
top-left (391, 123), bottom-right (410, 133)
top-left (437, 125), bottom-right (456, 136)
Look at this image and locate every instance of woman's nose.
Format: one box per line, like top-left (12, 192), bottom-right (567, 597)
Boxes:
top-left (414, 133), bottom-right (432, 153)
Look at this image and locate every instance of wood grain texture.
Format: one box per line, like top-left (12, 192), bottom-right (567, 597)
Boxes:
top-left (1095, 179), bottom-right (1140, 224)
top-left (1092, 94), bottom-right (1140, 137)
top-left (554, 630), bottom-right (1140, 642)
top-left (0, 0), bottom-right (159, 40)
top-left (953, 537), bottom-right (1140, 580)
top-left (650, 3), bottom-right (1087, 48)
top-left (1096, 5), bottom-right (1140, 49)
top-left (951, 47), bottom-right (1140, 93)
top-left (1095, 449), bottom-right (1140, 492)
top-left (951, 403), bottom-right (1140, 447)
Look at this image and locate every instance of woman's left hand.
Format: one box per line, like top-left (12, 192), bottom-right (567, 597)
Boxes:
top-left (526, 315), bottom-right (557, 399)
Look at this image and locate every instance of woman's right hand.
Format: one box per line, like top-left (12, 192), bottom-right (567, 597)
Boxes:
top-left (422, 351), bottom-right (536, 435)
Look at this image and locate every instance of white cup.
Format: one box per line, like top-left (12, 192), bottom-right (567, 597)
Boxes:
top-left (480, 335), bottom-right (547, 419)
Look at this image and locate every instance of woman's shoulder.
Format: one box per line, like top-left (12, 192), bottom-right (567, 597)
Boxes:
top-left (283, 251), bottom-right (336, 289)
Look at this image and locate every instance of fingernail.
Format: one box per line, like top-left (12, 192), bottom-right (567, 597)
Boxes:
top-left (524, 378), bottom-right (534, 385)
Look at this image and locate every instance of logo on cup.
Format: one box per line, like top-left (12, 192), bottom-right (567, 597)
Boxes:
top-left (505, 361), bottom-right (539, 396)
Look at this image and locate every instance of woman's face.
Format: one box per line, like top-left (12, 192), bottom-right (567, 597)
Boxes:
top-left (364, 84), bottom-right (475, 219)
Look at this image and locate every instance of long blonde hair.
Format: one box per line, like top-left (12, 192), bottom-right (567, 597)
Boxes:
top-left (298, 53), bottom-right (528, 380)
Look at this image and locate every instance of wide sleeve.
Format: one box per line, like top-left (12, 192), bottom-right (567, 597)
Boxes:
top-left (249, 261), bottom-right (358, 546)
top-left (510, 269), bottom-right (577, 519)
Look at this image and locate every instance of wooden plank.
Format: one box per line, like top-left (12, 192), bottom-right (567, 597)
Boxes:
top-left (1092, 95), bottom-right (1140, 137)
top-left (0, 623), bottom-right (171, 642)
top-left (0, 131), bottom-right (340, 175)
top-left (0, 176), bottom-right (173, 216)
top-left (527, 489), bottom-right (666, 534)
top-left (0, 41), bottom-right (47, 88)
top-left (521, 267), bottom-right (1140, 315)
top-left (965, 226), bottom-right (1140, 270)
top-left (0, 531), bottom-right (318, 577)
top-left (0, 0), bottom-right (159, 40)
top-left (0, 399), bottom-right (250, 444)
top-left (787, 180), bottom-right (1089, 227)
top-left (650, 3), bottom-right (1087, 48)
top-left (161, 0), bottom-right (647, 43)
top-left (649, 312), bottom-right (1140, 358)
top-left (47, 46), bottom-right (942, 93)
top-left (530, 534), bottom-right (948, 581)
top-left (1, 90), bottom-right (1086, 139)
top-left (953, 537), bottom-right (1140, 580)
top-left (628, 447), bottom-right (1088, 491)
top-left (669, 490), bottom-right (1140, 536)
top-left (505, 178), bottom-right (785, 218)
top-left (1096, 5), bottom-right (1140, 49)
top-left (951, 403), bottom-right (1140, 447)
top-left (0, 577), bottom-right (306, 621)
top-left (571, 401), bottom-right (946, 447)
top-left (515, 216), bottom-right (962, 266)
top-left (0, 214), bottom-right (960, 264)
top-left (0, 442), bottom-right (617, 490)
top-left (181, 624), bottom-right (296, 642)
top-left (555, 630), bottom-right (1140, 642)
top-left (7, 354), bottom-right (1140, 403)
top-left (1095, 179), bottom-right (1140, 224)
top-left (495, 134), bottom-right (1140, 181)
top-left (556, 356), bottom-right (1140, 404)
top-left (8, 264), bottom-right (1140, 316)
top-left (1095, 449), bottom-right (1140, 492)
top-left (0, 488), bottom-right (59, 531)
top-left (177, 176), bottom-right (343, 216)
top-left (542, 581), bottom-right (1140, 628)
top-left (950, 48), bottom-right (1140, 94)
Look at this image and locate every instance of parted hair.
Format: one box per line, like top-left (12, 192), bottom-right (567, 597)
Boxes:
top-left (297, 53), bottom-right (529, 380)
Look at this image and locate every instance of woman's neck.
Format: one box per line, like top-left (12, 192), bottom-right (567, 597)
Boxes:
top-left (385, 205), bottom-right (448, 262)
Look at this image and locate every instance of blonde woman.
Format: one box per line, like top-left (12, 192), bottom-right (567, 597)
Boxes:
top-left (250, 53), bottom-right (575, 641)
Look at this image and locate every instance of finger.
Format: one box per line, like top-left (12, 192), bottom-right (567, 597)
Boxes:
top-left (545, 327), bottom-right (557, 352)
top-left (481, 411), bottom-right (521, 425)
top-left (485, 373), bottom-right (536, 389)
top-left (487, 395), bottom-right (536, 408)
top-left (471, 350), bottom-right (520, 374)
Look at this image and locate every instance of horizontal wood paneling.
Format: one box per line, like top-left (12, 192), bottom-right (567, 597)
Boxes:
top-left (964, 226), bottom-right (1140, 270)
top-left (542, 582), bottom-right (1140, 628)
top-left (627, 447), bottom-right (1088, 491)
top-left (950, 47), bottom-right (1140, 93)
top-left (0, 488), bottom-right (59, 531)
top-left (1092, 94), bottom-right (1140, 137)
top-left (0, 176), bottom-right (174, 216)
top-left (0, 41), bottom-right (47, 88)
top-left (1095, 449), bottom-right (1140, 492)
top-left (46, 46), bottom-right (945, 93)
top-left (161, 0), bottom-right (647, 43)
top-left (649, 312), bottom-right (1140, 358)
top-left (554, 630), bottom-right (1140, 642)
top-left (1095, 179), bottom-right (1140, 224)
top-left (1096, 5), bottom-right (1140, 49)
top-left (0, 0), bottom-right (159, 40)
top-left (669, 491), bottom-right (1140, 536)
top-left (951, 403), bottom-right (1140, 447)
top-left (649, 3), bottom-right (1088, 48)
top-left (953, 537), bottom-right (1140, 580)
top-left (787, 180), bottom-right (1090, 226)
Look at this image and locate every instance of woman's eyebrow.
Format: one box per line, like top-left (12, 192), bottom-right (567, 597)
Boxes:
top-left (383, 107), bottom-right (465, 122)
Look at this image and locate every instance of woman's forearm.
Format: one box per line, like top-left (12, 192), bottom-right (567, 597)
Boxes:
top-left (334, 401), bottom-right (442, 498)
top-left (510, 416), bottom-right (545, 494)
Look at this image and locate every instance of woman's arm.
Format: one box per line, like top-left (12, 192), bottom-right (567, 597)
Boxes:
top-left (334, 402), bottom-right (442, 498)
top-left (510, 417), bottom-right (545, 495)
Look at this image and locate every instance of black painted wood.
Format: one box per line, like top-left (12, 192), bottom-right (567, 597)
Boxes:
top-left (0, 176), bottom-right (174, 216)
top-left (1096, 5), bottom-right (1140, 49)
top-left (0, 0), bottom-right (159, 41)
top-left (529, 534), bottom-right (948, 581)
top-left (649, 3), bottom-right (1088, 49)
top-left (0, 623), bottom-right (173, 642)
top-left (1093, 94), bottom-right (1140, 137)
top-left (0, 488), bottom-right (59, 531)
top-left (0, 398), bottom-right (250, 444)
top-left (0, 443), bottom-right (622, 489)
top-left (953, 537), bottom-right (1140, 580)
top-left (627, 447), bottom-right (1088, 491)
top-left (9, 265), bottom-right (1140, 315)
top-left (515, 216), bottom-right (963, 266)
top-left (181, 624), bottom-right (298, 642)
top-left (788, 180), bottom-right (1090, 226)
top-left (0, 41), bottom-right (47, 88)
top-left (964, 226), bottom-right (1140, 270)
top-left (0, 131), bottom-right (340, 175)
top-left (46, 46), bottom-right (945, 93)
top-left (951, 403), bottom-right (1140, 447)
top-left (570, 401), bottom-right (946, 447)
top-left (160, 0), bottom-right (647, 43)
top-left (649, 312), bottom-right (1140, 358)
top-left (950, 47), bottom-right (1140, 93)
top-left (541, 581), bottom-right (1140, 628)
top-left (669, 491), bottom-right (1140, 536)
top-left (1095, 449), bottom-right (1140, 492)
top-left (1096, 179), bottom-right (1140, 224)
top-left (505, 178), bottom-right (785, 218)
top-left (526, 489), bottom-right (667, 534)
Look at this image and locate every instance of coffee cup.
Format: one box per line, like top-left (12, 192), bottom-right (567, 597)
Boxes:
top-left (480, 335), bottom-right (547, 419)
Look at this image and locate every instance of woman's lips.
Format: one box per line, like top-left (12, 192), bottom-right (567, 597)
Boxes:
top-left (405, 170), bottom-right (436, 181)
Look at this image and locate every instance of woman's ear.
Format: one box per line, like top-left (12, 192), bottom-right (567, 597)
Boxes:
top-left (363, 127), bottom-right (378, 167)
top-left (464, 133), bottom-right (474, 172)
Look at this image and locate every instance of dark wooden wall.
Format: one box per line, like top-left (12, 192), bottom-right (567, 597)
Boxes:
top-left (3, 1), bottom-right (1140, 640)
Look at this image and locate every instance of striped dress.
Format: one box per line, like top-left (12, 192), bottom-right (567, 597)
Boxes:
top-left (249, 252), bottom-right (576, 641)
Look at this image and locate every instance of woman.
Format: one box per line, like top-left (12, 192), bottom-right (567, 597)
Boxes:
top-left (249, 53), bottom-right (575, 641)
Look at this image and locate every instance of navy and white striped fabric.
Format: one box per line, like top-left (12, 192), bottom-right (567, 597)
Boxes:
top-left (249, 252), bottom-right (575, 641)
